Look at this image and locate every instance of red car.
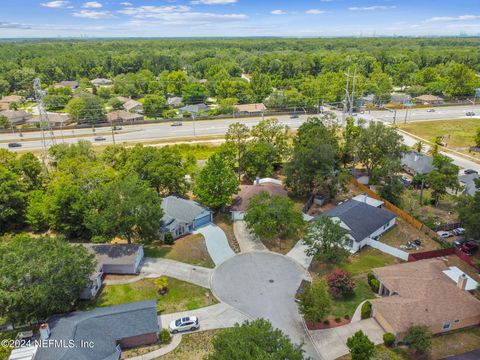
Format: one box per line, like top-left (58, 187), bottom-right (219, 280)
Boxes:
top-left (460, 242), bottom-right (479, 256)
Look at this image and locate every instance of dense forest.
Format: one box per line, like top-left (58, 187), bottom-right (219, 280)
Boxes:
top-left (0, 37), bottom-right (479, 111)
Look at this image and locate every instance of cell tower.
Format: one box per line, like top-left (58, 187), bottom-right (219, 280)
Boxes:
top-left (33, 78), bottom-right (56, 168)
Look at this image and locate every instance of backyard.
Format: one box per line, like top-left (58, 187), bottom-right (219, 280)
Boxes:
top-left (83, 277), bottom-right (218, 314)
top-left (380, 218), bottom-right (441, 252)
top-left (144, 233), bottom-right (215, 268)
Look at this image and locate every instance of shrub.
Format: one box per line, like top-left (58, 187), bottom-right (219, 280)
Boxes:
top-left (335, 317), bottom-right (341, 323)
top-left (163, 232), bottom-right (174, 245)
top-left (367, 273), bottom-right (375, 283)
top-left (361, 301), bottom-right (372, 319)
top-left (298, 282), bottom-right (331, 323)
top-left (323, 319), bottom-right (330, 325)
top-left (160, 328), bottom-right (172, 344)
top-left (91, 235), bottom-right (108, 243)
top-left (326, 269), bottom-right (356, 299)
top-left (383, 332), bottom-right (396, 347)
top-left (344, 314), bottom-right (350, 320)
top-left (369, 279), bottom-right (380, 293)
top-left (404, 325), bottom-right (432, 355)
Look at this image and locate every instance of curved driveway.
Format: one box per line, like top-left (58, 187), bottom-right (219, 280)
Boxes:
top-left (211, 251), bottom-right (319, 359)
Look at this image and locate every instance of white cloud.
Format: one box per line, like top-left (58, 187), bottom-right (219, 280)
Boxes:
top-left (271, 10), bottom-right (287, 15)
top-left (73, 10), bottom-right (115, 19)
top-left (190, 0), bottom-right (237, 4)
top-left (120, 2), bottom-right (132, 5)
top-left (425, 15), bottom-right (480, 22)
top-left (41, 1), bottom-right (71, 8)
top-left (349, 6), bottom-right (396, 11)
top-left (118, 5), bottom-right (247, 25)
top-left (306, 9), bottom-right (325, 15)
top-left (82, 1), bottom-right (103, 8)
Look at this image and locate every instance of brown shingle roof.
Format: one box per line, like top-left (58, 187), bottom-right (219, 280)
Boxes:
top-left (0, 95), bottom-right (24, 103)
top-left (231, 182), bottom-right (288, 212)
top-left (414, 94), bottom-right (444, 101)
top-left (234, 103), bottom-right (267, 113)
top-left (107, 110), bottom-right (143, 122)
top-left (373, 259), bottom-right (480, 334)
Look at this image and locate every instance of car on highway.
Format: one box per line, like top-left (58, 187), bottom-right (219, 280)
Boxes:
top-left (171, 121), bottom-right (183, 126)
top-left (464, 169), bottom-right (478, 175)
top-left (94, 136), bottom-right (107, 141)
top-left (290, 114), bottom-right (299, 119)
top-left (466, 112), bottom-right (476, 116)
top-left (7, 142), bottom-right (22, 148)
top-left (426, 109), bottom-right (435, 112)
top-left (169, 316), bottom-right (200, 333)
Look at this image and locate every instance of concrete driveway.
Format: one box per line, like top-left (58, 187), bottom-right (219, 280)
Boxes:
top-left (160, 302), bottom-right (251, 332)
top-left (211, 251), bottom-right (319, 359)
top-left (286, 240), bottom-right (314, 269)
top-left (309, 318), bottom-right (385, 360)
top-left (233, 221), bottom-right (267, 252)
top-left (141, 258), bottom-right (212, 288)
top-left (195, 224), bottom-right (235, 265)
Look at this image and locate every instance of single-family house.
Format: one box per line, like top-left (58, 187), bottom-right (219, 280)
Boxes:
top-left (0, 110), bottom-right (33, 125)
top-left (319, 197), bottom-right (397, 252)
top-left (458, 173), bottom-right (479, 196)
top-left (167, 96), bottom-right (183, 108)
top-left (123, 99), bottom-right (143, 113)
top-left (80, 244), bottom-right (144, 299)
top-left (0, 95), bottom-right (24, 110)
top-left (107, 110), bottom-right (144, 124)
top-left (34, 300), bottom-right (160, 360)
top-left (414, 94), bottom-right (445, 105)
top-left (116, 96), bottom-right (131, 104)
top-left (161, 196), bottom-right (212, 239)
top-left (54, 80), bottom-right (79, 89)
top-left (390, 93), bottom-right (412, 104)
top-left (372, 259), bottom-right (480, 341)
top-left (91, 78), bottom-right (113, 86)
top-left (234, 103), bottom-right (267, 115)
top-left (230, 178), bottom-right (287, 221)
top-left (27, 113), bottom-right (71, 127)
top-left (179, 103), bottom-right (209, 116)
top-left (401, 151), bottom-right (434, 175)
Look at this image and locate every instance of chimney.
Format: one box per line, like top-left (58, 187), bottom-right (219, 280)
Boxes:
top-left (457, 273), bottom-right (468, 290)
top-left (255, 177), bottom-right (260, 186)
top-left (39, 323), bottom-right (50, 340)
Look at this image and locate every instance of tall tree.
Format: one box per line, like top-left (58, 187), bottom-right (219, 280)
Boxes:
top-left (193, 152), bottom-right (239, 209)
top-left (457, 179), bottom-right (480, 239)
top-left (225, 122), bottom-right (250, 180)
top-left (250, 71), bottom-right (272, 102)
top-left (0, 166), bottom-right (27, 233)
top-left (143, 94), bottom-right (166, 119)
top-left (426, 154), bottom-right (459, 206)
top-left (66, 94), bottom-right (105, 125)
top-left (240, 140), bottom-right (277, 180)
top-left (251, 118), bottom-right (290, 163)
top-left (298, 281), bottom-right (331, 323)
top-left (0, 235), bottom-right (95, 323)
top-left (207, 319), bottom-right (304, 360)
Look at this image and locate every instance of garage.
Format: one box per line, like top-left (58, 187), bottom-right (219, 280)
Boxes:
top-left (194, 213), bottom-right (212, 229)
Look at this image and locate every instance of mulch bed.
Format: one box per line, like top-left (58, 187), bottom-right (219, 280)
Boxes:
top-left (305, 317), bottom-right (351, 330)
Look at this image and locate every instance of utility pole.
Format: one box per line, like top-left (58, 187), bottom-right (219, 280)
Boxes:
top-left (343, 67), bottom-right (359, 122)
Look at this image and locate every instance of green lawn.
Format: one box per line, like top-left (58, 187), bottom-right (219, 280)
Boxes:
top-left (329, 279), bottom-right (375, 318)
top-left (171, 143), bottom-right (219, 160)
top-left (84, 277), bottom-right (218, 314)
top-left (340, 247), bottom-right (400, 275)
top-left (398, 119), bottom-right (480, 148)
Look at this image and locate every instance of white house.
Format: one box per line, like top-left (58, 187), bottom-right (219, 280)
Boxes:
top-left (319, 197), bottom-right (397, 253)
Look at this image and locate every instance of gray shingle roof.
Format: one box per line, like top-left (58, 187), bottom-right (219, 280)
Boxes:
top-left (36, 300), bottom-right (159, 360)
top-left (401, 151), bottom-right (434, 175)
top-left (179, 104), bottom-right (208, 114)
top-left (322, 199), bottom-right (396, 242)
top-left (83, 244), bottom-right (143, 266)
top-left (459, 173), bottom-right (479, 196)
top-left (161, 196), bottom-right (210, 225)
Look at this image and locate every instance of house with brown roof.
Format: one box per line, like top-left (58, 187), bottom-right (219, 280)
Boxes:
top-left (107, 110), bottom-right (144, 124)
top-left (0, 110), bottom-right (33, 125)
top-left (231, 178), bottom-right (287, 220)
top-left (414, 94), bottom-right (445, 105)
top-left (124, 99), bottom-right (143, 113)
top-left (372, 259), bottom-right (480, 341)
top-left (54, 80), bottom-right (79, 89)
top-left (234, 103), bottom-right (267, 115)
top-left (27, 113), bottom-right (71, 127)
top-left (0, 95), bottom-right (24, 110)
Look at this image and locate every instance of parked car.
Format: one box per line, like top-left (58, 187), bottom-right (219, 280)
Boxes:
top-left (466, 112), bottom-right (475, 116)
top-left (113, 126), bottom-right (123, 131)
top-left (460, 241), bottom-right (478, 256)
top-left (464, 169), bottom-right (478, 175)
top-left (171, 121), bottom-right (182, 126)
top-left (290, 114), bottom-right (299, 119)
top-left (453, 237), bottom-right (468, 247)
top-left (94, 136), bottom-right (106, 141)
top-left (7, 142), bottom-right (22, 148)
top-left (452, 228), bottom-right (465, 236)
top-left (169, 316), bottom-right (199, 333)
top-left (436, 231), bottom-right (452, 238)
top-left (426, 109), bottom-right (435, 112)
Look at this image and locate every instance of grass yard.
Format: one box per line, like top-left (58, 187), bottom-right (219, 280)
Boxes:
top-left (121, 342), bottom-right (161, 359)
top-left (329, 279), bottom-right (375, 318)
top-left (398, 119), bottom-right (480, 149)
top-left (214, 213), bottom-right (240, 253)
top-left (158, 329), bottom-right (222, 360)
top-left (380, 218), bottom-right (441, 252)
top-left (144, 233), bottom-right (215, 268)
top-left (170, 143), bottom-right (219, 160)
top-left (431, 327), bottom-right (480, 359)
top-left (262, 237), bottom-right (299, 255)
top-left (85, 277), bottom-right (218, 314)
top-left (340, 247), bottom-right (401, 275)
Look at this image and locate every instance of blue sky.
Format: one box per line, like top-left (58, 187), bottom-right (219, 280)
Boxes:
top-left (1, 1), bottom-right (480, 37)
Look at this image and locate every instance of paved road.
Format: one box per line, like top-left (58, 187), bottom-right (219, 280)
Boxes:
top-left (1, 114), bottom-right (310, 152)
top-left (211, 251), bottom-right (319, 359)
top-left (366, 105), bottom-right (480, 123)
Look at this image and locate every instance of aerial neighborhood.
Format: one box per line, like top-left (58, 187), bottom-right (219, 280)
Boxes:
top-left (1, 4), bottom-right (480, 360)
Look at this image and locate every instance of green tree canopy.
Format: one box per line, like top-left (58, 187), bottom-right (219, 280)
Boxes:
top-left (143, 94), bottom-right (166, 119)
top-left (0, 166), bottom-right (27, 233)
top-left (426, 154), bottom-right (459, 206)
top-left (404, 325), bottom-right (432, 356)
top-left (298, 281), bottom-right (331, 323)
top-left (346, 330), bottom-right (375, 360)
top-left (0, 235), bottom-right (95, 323)
top-left (66, 94), bottom-right (105, 125)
